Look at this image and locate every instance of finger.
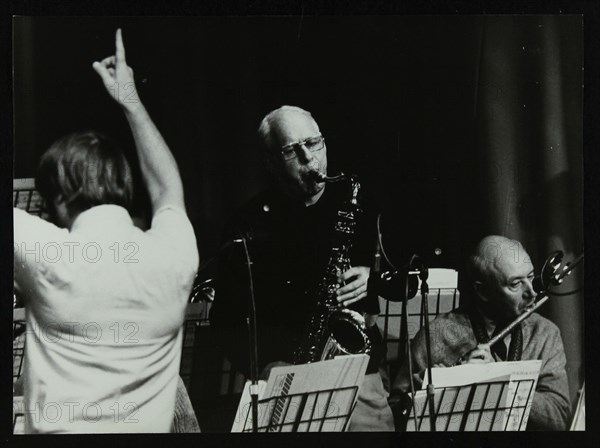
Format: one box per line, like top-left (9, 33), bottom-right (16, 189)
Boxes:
top-left (337, 283), bottom-right (365, 301)
top-left (101, 56), bottom-right (116, 67)
top-left (342, 291), bottom-right (367, 306)
top-left (476, 345), bottom-right (492, 360)
top-left (465, 349), bottom-right (486, 360)
top-left (92, 61), bottom-right (113, 85)
top-left (337, 278), bottom-right (363, 295)
top-left (108, 68), bottom-right (116, 77)
top-left (338, 266), bottom-right (367, 283)
top-left (338, 266), bottom-right (360, 281)
top-left (466, 349), bottom-right (493, 364)
top-left (465, 358), bottom-right (488, 365)
top-left (115, 28), bottom-right (126, 66)
top-left (478, 343), bottom-right (491, 352)
top-left (338, 285), bottom-right (367, 304)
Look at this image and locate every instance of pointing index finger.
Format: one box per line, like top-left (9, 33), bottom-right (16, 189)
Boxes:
top-left (115, 28), bottom-right (126, 65)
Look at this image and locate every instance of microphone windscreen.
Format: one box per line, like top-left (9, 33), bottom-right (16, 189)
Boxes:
top-left (378, 271), bottom-right (419, 302)
top-left (532, 275), bottom-right (544, 294)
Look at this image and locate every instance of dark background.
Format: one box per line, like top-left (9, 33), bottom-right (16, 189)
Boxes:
top-left (12, 14), bottom-right (586, 429)
top-left (13, 16), bottom-right (495, 267)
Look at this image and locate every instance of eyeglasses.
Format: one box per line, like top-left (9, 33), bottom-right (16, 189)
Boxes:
top-left (280, 135), bottom-right (325, 161)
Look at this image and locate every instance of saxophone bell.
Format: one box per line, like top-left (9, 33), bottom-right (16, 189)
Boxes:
top-left (320, 308), bottom-right (372, 361)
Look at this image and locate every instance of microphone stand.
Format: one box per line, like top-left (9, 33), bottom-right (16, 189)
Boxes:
top-left (240, 236), bottom-right (259, 433)
top-left (418, 261), bottom-right (436, 432)
top-left (200, 234), bottom-right (260, 432)
top-left (398, 269), bottom-right (410, 380)
top-left (191, 232), bottom-right (261, 431)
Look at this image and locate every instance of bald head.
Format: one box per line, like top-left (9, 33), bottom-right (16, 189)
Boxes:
top-left (257, 106), bottom-right (319, 154)
top-left (469, 236), bottom-right (523, 283)
top-left (468, 235), bottom-right (537, 321)
top-left (256, 105), bottom-right (327, 205)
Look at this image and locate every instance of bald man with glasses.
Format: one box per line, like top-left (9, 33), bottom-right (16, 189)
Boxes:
top-left (210, 106), bottom-right (394, 431)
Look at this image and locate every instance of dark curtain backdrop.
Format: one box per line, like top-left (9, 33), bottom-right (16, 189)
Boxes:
top-left (473, 16), bottom-right (583, 404)
top-left (13, 16), bottom-right (583, 407)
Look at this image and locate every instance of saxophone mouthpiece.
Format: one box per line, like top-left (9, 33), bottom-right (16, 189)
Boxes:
top-left (310, 171), bottom-right (346, 183)
top-left (308, 170), bottom-right (325, 183)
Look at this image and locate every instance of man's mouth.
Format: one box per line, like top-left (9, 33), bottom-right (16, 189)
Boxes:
top-left (520, 301), bottom-right (535, 313)
top-left (303, 170), bottom-right (322, 183)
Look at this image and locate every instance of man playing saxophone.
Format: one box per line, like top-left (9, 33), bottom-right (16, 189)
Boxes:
top-left (209, 106), bottom-right (394, 431)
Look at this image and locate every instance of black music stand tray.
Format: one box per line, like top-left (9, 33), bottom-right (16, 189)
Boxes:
top-left (405, 378), bottom-right (537, 431)
top-left (237, 385), bottom-right (360, 432)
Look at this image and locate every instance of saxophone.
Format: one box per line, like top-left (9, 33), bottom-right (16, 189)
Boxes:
top-left (292, 172), bottom-right (372, 365)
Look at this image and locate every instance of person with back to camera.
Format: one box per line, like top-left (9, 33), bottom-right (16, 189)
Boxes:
top-left (13, 29), bottom-right (199, 433)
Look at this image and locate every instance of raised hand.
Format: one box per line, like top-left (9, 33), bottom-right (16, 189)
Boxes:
top-left (91, 28), bottom-right (186, 213)
top-left (92, 28), bottom-right (140, 109)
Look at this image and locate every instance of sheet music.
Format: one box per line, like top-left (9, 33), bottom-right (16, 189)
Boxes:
top-left (409, 360), bottom-right (541, 431)
top-left (422, 360), bottom-right (541, 389)
top-left (416, 268), bottom-right (459, 289)
top-left (232, 354), bottom-right (369, 432)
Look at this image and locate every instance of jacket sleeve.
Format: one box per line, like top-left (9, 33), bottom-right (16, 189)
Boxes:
top-left (526, 324), bottom-right (571, 430)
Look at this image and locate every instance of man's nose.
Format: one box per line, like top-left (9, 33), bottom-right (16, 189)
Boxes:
top-left (524, 279), bottom-right (537, 299)
top-left (296, 144), bottom-right (314, 163)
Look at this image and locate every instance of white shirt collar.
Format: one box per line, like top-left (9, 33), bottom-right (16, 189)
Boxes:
top-left (70, 204), bottom-right (133, 233)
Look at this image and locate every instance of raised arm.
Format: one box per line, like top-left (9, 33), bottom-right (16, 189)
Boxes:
top-left (93, 29), bottom-right (185, 213)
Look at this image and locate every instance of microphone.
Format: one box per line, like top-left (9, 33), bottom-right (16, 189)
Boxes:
top-left (373, 254), bottom-right (420, 302)
top-left (375, 269), bottom-right (419, 302)
top-left (232, 226), bottom-right (270, 244)
top-left (365, 234), bottom-right (383, 310)
top-left (542, 250), bottom-right (565, 288)
top-left (366, 215), bottom-right (419, 302)
top-left (532, 275), bottom-right (544, 294)
top-left (532, 250), bottom-right (565, 294)
top-left (189, 278), bottom-right (215, 303)
top-left (195, 227), bottom-right (268, 276)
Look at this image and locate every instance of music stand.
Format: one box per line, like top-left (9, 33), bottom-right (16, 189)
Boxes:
top-left (238, 385), bottom-right (360, 432)
top-left (232, 354), bottom-right (369, 432)
top-left (405, 377), bottom-right (537, 431)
